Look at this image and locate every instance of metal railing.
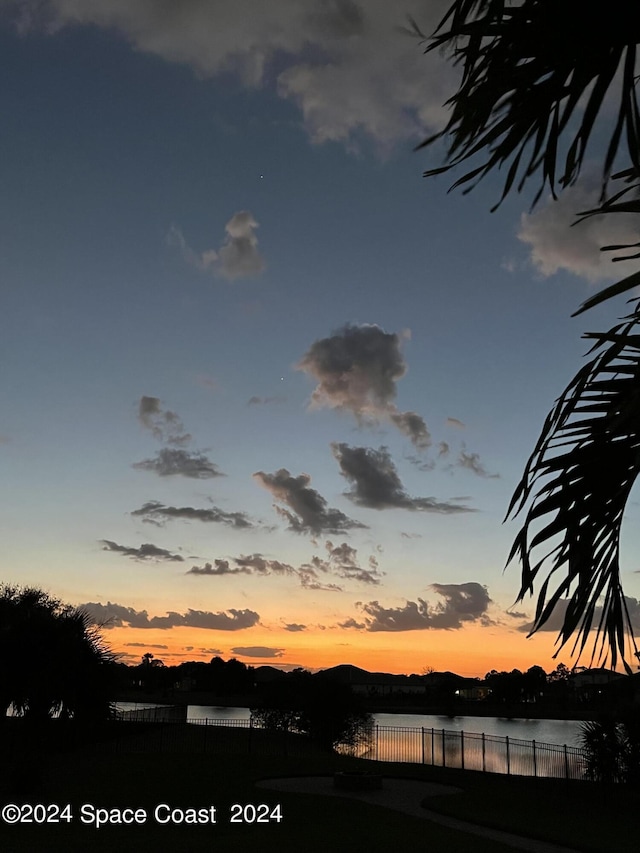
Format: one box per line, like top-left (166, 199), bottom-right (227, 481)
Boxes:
top-left (357, 724), bottom-right (586, 780)
top-left (106, 716), bottom-right (587, 779)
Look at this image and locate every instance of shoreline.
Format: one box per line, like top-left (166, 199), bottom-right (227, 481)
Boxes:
top-left (112, 692), bottom-right (589, 722)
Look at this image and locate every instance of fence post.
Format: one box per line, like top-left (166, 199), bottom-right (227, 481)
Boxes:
top-left (431, 728), bottom-right (435, 766)
top-left (532, 740), bottom-right (537, 777)
top-left (375, 725), bottom-right (379, 762)
top-left (506, 736), bottom-right (510, 775)
top-left (482, 732), bottom-right (486, 772)
top-left (460, 730), bottom-right (465, 770)
top-left (442, 729), bottom-right (446, 768)
top-left (248, 716), bottom-right (252, 755)
top-left (421, 727), bottom-right (425, 765)
top-left (564, 744), bottom-right (569, 780)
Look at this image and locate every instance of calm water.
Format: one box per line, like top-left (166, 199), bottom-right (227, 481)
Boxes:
top-left (182, 705), bottom-right (583, 747)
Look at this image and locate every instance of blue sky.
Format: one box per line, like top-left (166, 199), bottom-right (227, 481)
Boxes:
top-left (2, 0), bottom-right (639, 675)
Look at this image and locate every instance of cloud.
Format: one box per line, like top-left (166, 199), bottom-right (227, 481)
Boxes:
top-left (168, 211), bottom-right (265, 280)
top-left (18, 1), bottom-right (455, 152)
top-left (186, 545), bottom-right (379, 588)
top-left (446, 417), bottom-right (465, 429)
top-left (187, 560), bottom-right (252, 576)
top-left (320, 540), bottom-right (383, 584)
top-left (456, 446), bottom-right (499, 479)
top-left (332, 443), bottom-right (474, 513)
top-left (137, 396), bottom-right (191, 445)
top-left (124, 642), bottom-right (168, 649)
top-left (253, 467), bottom-right (366, 534)
top-left (337, 617), bottom-right (366, 629)
top-left (100, 539), bottom-right (183, 562)
top-left (247, 395), bottom-right (286, 406)
top-left (297, 324), bottom-right (430, 449)
top-left (517, 596), bottom-right (640, 635)
top-left (132, 500), bottom-right (254, 529)
top-left (231, 646), bottom-right (285, 658)
top-left (283, 623), bottom-right (306, 632)
top-left (518, 176), bottom-right (640, 283)
top-left (133, 448), bottom-right (224, 479)
top-left (81, 601), bottom-right (260, 630)
top-left (350, 582), bottom-right (493, 632)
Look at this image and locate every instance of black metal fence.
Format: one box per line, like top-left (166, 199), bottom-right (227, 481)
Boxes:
top-left (358, 724), bottom-right (586, 780)
top-left (104, 716), bottom-right (587, 780)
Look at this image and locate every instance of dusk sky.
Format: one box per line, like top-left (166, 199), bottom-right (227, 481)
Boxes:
top-left (3, 0), bottom-right (640, 677)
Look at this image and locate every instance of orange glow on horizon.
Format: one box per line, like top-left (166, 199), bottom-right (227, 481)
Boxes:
top-left (106, 623), bottom-right (566, 678)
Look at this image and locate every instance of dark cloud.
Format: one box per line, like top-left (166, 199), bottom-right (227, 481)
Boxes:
top-left (517, 596), bottom-right (640, 634)
top-left (186, 546), bottom-right (378, 589)
top-left (187, 560), bottom-right (252, 576)
top-left (100, 539), bottom-right (183, 562)
top-left (124, 643), bottom-right (168, 649)
top-left (297, 324), bottom-right (430, 449)
top-left (231, 646), bottom-right (285, 658)
top-left (133, 448), bottom-right (223, 479)
top-left (253, 467), bottom-right (366, 534)
top-left (234, 554), bottom-right (294, 575)
top-left (337, 617), bottom-right (367, 629)
top-left (138, 396), bottom-right (191, 446)
top-left (167, 211), bottom-right (265, 280)
top-left (297, 568), bottom-right (343, 592)
top-left (348, 582), bottom-right (492, 632)
top-left (132, 500), bottom-right (253, 529)
top-left (283, 623), bottom-right (306, 632)
top-left (389, 410), bottom-right (431, 450)
top-left (446, 417), bottom-right (465, 429)
top-left (320, 540), bottom-right (383, 585)
top-left (81, 601), bottom-right (260, 631)
top-left (332, 443), bottom-right (474, 513)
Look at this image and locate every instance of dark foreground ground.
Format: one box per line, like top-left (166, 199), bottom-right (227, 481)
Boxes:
top-left (0, 721), bottom-right (632, 853)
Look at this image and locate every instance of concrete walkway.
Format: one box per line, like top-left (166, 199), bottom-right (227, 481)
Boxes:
top-left (256, 776), bottom-right (585, 853)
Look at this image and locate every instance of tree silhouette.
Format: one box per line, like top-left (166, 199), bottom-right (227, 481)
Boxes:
top-left (416, 0), bottom-right (640, 668)
top-left (0, 584), bottom-right (115, 721)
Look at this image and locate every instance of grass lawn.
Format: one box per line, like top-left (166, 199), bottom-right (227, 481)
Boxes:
top-left (0, 722), bottom-right (631, 852)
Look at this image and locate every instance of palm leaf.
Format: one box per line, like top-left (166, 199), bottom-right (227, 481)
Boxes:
top-left (415, 1), bottom-right (640, 204)
top-left (506, 304), bottom-right (640, 669)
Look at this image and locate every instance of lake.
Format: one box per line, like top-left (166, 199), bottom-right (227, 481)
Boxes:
top-left (171, 705), bottom-right (584, 747)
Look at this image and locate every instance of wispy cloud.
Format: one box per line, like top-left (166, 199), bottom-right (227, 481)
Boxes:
top-left (138, 396), bottom-right (191, 446)
top-left (454, 445), bottom-right (499, 479)
top-left (187, 543), bottom-right (381, 589)
top-left (100, 540), bottom-right (183, 562)
top-left (247, 395), bottom-right (286, 406)
top-left (132, 500), bottom-right (255, 529)
top-left (133, 448), bottom-right (224, 479)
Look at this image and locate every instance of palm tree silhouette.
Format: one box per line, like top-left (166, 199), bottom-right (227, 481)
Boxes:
top-left (0, 585), bottom-right (114, 721)
top-left (415, 0), bottom-right (640, 668)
